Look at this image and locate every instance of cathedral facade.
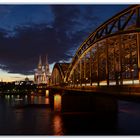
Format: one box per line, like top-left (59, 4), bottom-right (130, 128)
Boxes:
top-left (34, 55), bottom-right (50, 85)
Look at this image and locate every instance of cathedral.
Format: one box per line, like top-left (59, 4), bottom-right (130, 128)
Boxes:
top-left (34, 55), bottom-right (51, 85)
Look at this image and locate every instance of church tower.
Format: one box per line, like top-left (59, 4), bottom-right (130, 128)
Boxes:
top-left (34, 55), bottom-right (50, 85)
top-left (38, 55), bottom-right (42, 70)
top-left (45, 55), bottom-right (50, 74)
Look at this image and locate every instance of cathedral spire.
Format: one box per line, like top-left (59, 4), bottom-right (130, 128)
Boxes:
top-left (38, 55), bottom-right (42, 69)
top-left (46, 55), bottom-right (48, 65)
top-left (45, 55), bottom-right (50, 74)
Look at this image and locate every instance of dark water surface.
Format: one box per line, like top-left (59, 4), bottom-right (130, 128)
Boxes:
top-left (0, 95), bottom-right (140, 135)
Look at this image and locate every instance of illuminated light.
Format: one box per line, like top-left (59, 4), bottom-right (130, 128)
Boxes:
top-left (11, 95), bottom-right (14, 98)
top-left (45, 98), bottom-right (49, 104)
top-left (25, 95), bottom-right (28, 98)
top-left (123, 80), bottom-right (139, 85)
top-left (45, 90), bottom-right (49, 97)
top-left (86, 77), bottom-right (88, 80)
top-left (131, 69), bottom-right (134, 72)
top-left (17, 95), bottom-right (20, 98)
top-left (54, 94), bottom-right (61, 112)
top-left (92, 83), bottom-right (98, 86)
top-left (99, 81), bottom-right (107, 86)
top-left (86, 83), bottom-right (90, 86)
top-left (7, 95), bottom-right (10, 99)
top-left (77, 79), bottom-right (79, 82)
top-left (109, 81), bottom-right (116, 85)
top-left (53, 115), bottom-right (63, 135)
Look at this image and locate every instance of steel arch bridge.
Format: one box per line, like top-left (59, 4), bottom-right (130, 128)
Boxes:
top-left (51, 63), bottom-right (69, 86)
top-left (52, 5), bottom-right (140, 87)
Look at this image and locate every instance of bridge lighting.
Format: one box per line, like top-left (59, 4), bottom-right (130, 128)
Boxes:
top-left (54, 94), bottom-right (61, 112)
top-left (45, 90), bottom-right (49, 97)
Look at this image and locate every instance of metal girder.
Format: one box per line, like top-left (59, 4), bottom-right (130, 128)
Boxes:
top-left (65, 5), bottom-right (140, 83)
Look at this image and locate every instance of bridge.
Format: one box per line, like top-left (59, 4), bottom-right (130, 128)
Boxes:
top-left (50, 5), bottom-right (140, 113)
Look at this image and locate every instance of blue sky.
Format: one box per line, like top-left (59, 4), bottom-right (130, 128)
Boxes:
top-left (0, 4), bottom-right (129, 81)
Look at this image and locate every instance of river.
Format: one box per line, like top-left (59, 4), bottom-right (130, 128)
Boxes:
top-left (0, 94), bottom-right (140, 135)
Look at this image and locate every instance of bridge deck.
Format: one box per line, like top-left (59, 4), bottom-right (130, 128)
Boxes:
top-left (50, 85), bottom-right (140, 102)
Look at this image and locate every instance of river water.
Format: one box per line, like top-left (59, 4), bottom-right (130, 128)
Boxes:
top-left (0, 94), bottom-right (140, 135)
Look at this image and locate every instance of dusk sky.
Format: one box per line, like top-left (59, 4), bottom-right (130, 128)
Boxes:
top-left (0, 4), bottom-right (129, 82)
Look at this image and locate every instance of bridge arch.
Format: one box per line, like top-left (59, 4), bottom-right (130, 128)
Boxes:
top-left (51, 63), bottom-right (69, 86)
top-left (65, 5), bottom-right (140, 86)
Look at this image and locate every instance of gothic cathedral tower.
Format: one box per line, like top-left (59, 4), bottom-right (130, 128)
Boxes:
top-left (34, 55), bottom-right (50, 85)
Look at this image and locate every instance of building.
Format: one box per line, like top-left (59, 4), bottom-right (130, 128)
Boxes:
top-left (34, 55), bottom-right (51, 85)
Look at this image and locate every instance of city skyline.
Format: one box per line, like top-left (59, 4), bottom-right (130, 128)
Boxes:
top-left (0, 5), bottom-right (128, 81)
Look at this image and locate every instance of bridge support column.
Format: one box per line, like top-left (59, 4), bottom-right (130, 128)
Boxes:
top-left (80, 59), bottom-right (82, 86)
top-left (97, 43), bottom-right (100, 86)
top-left (84, 55), bottom-right (87, 86)
top-left (106, 39), bottom-right (109, 86)
top-left (119, 35), bottom-right (123, 85)
top-left (136, 8), bottom-right (140, 83)
top-left (137, 33), bottom-right (140, 83)
top-left (90, 50), bottom-right (92, 86)
top-left (72, 70), bottom-right (75, 87)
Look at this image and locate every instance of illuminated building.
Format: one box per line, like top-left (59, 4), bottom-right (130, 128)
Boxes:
top-left (34, 55), bottom-right (51, 85)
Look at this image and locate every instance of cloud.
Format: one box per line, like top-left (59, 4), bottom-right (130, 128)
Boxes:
top-left (0, 5), bottom-right (100, 75)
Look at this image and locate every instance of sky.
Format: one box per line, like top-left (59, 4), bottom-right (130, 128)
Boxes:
top-left (0, 4), bottom-right (129, 82)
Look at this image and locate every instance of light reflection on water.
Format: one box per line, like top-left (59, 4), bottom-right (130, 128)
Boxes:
top-left (53, 114), bottom-right (64, 135)
top-left (2, 94), bottom-right (140, 135)
top-left (45, 98), bottom-right (49, 104)
top-left (4, 95), bottom-right (50, 105)
top-left (1, 94), bottom-right (62, 135)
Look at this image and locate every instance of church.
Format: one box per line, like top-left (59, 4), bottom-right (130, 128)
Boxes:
top-left (34, 55), bottom-right (51, 85)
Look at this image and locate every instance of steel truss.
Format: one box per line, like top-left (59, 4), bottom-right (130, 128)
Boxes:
top-left (65, 5), bottom-right (140, 86)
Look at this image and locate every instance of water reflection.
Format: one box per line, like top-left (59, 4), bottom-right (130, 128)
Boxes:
top-left (31, 95), bottom-right (34, 104)
top-left (3, 95), bottom-right (50, 107)
top-left (2, 94), bottom-right (140, 135)
top-left (24, 95), bottom-right (28, 104)
top-left (15, 109), bottom-right (24, 124)
top-left (53, 114), bottom-right (64, 135)
top-left (45, 98), bottom-right (49, 104)
top-left (38, 96), bottom-right (42, 104)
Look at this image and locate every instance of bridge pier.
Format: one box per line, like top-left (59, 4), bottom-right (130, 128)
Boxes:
top-left (49, 89), bottom-right (118, 114)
